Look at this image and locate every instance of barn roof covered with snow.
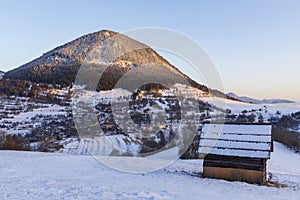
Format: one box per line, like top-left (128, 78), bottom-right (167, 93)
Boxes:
top-left (198, 123), bottom-right (273, 159)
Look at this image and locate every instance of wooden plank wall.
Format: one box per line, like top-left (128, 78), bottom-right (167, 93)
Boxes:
top-left (203, 154), bottom-right (266, 171)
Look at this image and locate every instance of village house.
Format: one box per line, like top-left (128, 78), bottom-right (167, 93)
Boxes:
top-left (198, 123), bottom-right (273, 184)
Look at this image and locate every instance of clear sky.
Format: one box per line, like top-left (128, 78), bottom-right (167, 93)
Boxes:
top-left (0, 0), bottom-right (299, 101)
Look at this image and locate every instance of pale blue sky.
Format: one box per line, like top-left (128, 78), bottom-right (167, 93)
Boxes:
top-left (0, 0), bottom-right (299, 100)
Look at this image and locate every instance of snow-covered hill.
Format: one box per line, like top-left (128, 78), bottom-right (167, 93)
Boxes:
top-left (204, 96), bottom-right (300, 115)
top-left (0, 142), bottom-right (299, 200)
top-left (3, 30), bottom-right (210, 94)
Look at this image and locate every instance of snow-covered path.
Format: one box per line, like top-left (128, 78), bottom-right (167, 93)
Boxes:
top-left (0, 142), bottom-right (299, 200)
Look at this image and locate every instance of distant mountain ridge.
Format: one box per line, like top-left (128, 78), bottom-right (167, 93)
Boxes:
top-left (227, 92), bottom-right (295, 104)
top-left (3, 30), bottom-right (214, 95)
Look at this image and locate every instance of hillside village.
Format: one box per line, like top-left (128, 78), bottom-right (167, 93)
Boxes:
top-left (0, 80), bottom-right (299, 154)
top-left (0, 83), bottom-right (77, 151)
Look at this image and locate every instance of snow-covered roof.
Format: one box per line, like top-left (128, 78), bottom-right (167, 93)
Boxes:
top-left (198, 123), bottom-right (272, 159)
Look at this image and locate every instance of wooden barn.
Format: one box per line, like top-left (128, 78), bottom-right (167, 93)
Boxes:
top-left (198, 123), bottom-right (273, 184)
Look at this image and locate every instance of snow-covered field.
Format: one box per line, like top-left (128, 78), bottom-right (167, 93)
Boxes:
top-left (0, 142), bottom-right (299, 200)
top-left (202, 96), bottom-right (300, 115)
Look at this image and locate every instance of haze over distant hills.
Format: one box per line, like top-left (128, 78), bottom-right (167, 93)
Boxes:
top-left (227, 92), bottom-right (295, 104)
top-left (0, 70), bottom-right (4, 80)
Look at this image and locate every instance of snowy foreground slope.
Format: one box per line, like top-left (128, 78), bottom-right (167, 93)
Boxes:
top-left (0, 142), bottom-right (299, 200)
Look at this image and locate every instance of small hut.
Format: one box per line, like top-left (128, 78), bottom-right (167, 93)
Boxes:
top-left (198, 123), bottom-right (273, 184)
